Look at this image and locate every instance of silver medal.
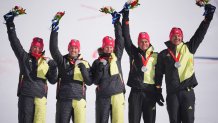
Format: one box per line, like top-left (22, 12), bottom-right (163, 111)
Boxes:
top-left (141, 66), bottom-right (148, 72)
top-left (174, 62), bottom-right (181, 68)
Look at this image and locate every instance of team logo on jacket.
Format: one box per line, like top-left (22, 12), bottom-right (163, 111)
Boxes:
top-left (152, 106), bottom-right (156, 110)
top-left (188, 106), bottom-right (193, 110)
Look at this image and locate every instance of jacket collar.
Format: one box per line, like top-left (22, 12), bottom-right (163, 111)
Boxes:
top-left (67, 54), bottom-right (83, 60)
top-left (138, 45), bottom-right (154, 55)
top-left (164, 41), bottom-right (184, 50)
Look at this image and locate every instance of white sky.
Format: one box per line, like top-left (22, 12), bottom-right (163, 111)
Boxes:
top-left (0, 0), bottom-right (218, 123)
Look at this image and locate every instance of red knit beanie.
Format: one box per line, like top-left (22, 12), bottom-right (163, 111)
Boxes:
top-left (31, 37), bottom-right (44, 50)
top-left (68, 39), bottom-right (80, 51)
top-left (169, 27), bottom-right (183, 41)
top-left (102, 36), bottom-right (115, 49)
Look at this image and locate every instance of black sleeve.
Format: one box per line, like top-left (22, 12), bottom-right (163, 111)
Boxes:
top-left (155, 51), bottom-right (165, 86)
top-left (6, 22), bottom-right (27, 59)
top-left (46, 60), bottom-right (58, 84)
top-left (79, 63), bottom-right (93, 86)
top-left (49, 31), bottom-right (64, 65)
top-left (91, 60), bottom-right (103, 85)
top-left (186, 20), bottom-right (211, 54)
top-left (114, 21), bottom-right (125, 61)
top-left (122, 16), bottom-right (138, 58)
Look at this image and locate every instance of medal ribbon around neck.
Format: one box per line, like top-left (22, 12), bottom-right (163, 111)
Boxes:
top-left (167, 44), bottom-right (184, 64)
top-left (140, 52), bottom-right (153, 67)
top-left (167, 48), bottom-right (181, 63)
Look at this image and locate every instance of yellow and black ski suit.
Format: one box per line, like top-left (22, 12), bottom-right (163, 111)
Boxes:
top-left (6, 21), bottom-right (58, 123)
top-left (155, 19), bottom-right (212, 123)
top-left (122, 13), bottom-right (158, 123)
top-left (91, 21), bottom-right (125, 123)
top-left (50, 31), bottom-right (92, 123)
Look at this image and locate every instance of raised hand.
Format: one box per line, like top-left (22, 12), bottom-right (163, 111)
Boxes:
top-left (4, 6), bottom-right (26, 22)
top-left (51, 11), bottom-right (65, 32)
top-left (111, 11), bottom-right (121, 24)
top-left (204, 4), bottom-right (216, 21)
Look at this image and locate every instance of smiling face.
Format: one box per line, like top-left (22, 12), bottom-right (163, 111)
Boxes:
top-left (68, 39), bottom-right (80, 58)
top-left (138, 32), bottom-right (150, 51)
top-left (101, 36), bottom-right (115, 54)
top-left (169, 27), bottom-right (183, 46)
top-left (170, 34), bottom-right (183, 45)
top-left (103, 45), bottom-right (114, 54)
top-left (68, 46), bottom-right (79, 58)
top-left (138, 39), bottom-right (150, 51)
top-left (30, 37), bottom-right (44, 54)
top-left (30, 46), bottom-right (43, 54)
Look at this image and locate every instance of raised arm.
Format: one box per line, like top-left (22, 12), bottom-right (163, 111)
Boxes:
top-left (49, 12), bottom-right (65, 64)
top-left (49, 32), bottom-right (64, 64)
top-left (113, 15), bottom-right (125, 60)
top-left (4, 9), bottom-right (27, 59)
top-left (187, 4), bottom-right (216, 54)
top-left (121, 9), bottom-right (138, 58)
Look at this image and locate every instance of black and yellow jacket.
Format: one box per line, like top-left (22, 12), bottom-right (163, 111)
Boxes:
top-left (91, 21), bottom-right (125, 98)
top-left (6, 22), bottom-right (58, 98)
top-left (50, 32), bottom-right (92, 100)
top-left (122, 15), bottom-right (157, 92)
top-left (155, 20), bottom-right (211, 94)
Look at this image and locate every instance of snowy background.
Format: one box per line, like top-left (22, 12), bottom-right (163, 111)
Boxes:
top-left (0, 0), bottom-right (218, 123)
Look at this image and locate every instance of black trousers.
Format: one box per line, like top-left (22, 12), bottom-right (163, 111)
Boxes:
top-left (95, 93), bottom-right (125, 123)
top-left (18, 96), bottom-right (35, 123)
top-left (56, 99), bottom-right (75, 123)
top-left (96, 97), bottom-right (112, 123)
top-left (166, 89), bottom-right (195, 123)
top-left (128, 89), bottom-right (156, 123)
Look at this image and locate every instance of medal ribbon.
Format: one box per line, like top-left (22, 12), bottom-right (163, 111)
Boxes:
top-left (167, 48), bottom-right (181, 62)
top-left (140, 52), bottom-right (153, 67)
top-left (68, 57), bottom-right (76, 65)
